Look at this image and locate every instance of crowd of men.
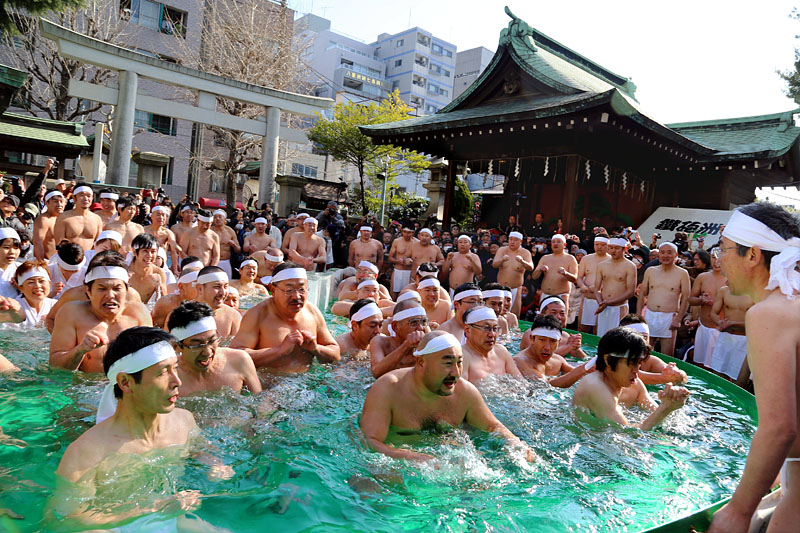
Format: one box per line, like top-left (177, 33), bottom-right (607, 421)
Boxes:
top-left (0, 172), bottom-right (796, 531)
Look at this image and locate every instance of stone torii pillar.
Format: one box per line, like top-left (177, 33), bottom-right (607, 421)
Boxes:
top-left (107, 70), bottom-right (138, 186)
top-left (259, 106), bottom-right (281, 208)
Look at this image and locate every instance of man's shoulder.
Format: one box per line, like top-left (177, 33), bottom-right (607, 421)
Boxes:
top-left (219, 346), bottom-right (252, 367)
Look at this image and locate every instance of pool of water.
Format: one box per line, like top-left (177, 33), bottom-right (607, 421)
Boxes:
top-left (0, 310), bottom-right (755, 532)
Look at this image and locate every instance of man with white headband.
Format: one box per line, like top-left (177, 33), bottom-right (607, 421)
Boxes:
top-left (576, 235), bottom-right (610, 334)
top-left (231, 257), bottom-right (269, 297)
top-left (95, 188), bottom-right (119, 225)
top-left (336, 298), bottom-right (384, 359)
top-left (128, 233), bottom-right (168, 305)
top-left (461, 306), bottom-right (521, 383)
top-left (50, 253), bottom-right (152, 372)
top-left (706, 203), bottom-right (800, 532)
top-left (0, 227), bottom-right (21, 298)
top-left (54, 184), bottom-right (102, 252)
top-left (708, 284), bottom-right (753, 382)
top-left (593, 236), bottom-right (637, 337)
top-left (532, 234), bottom-right (578, 312)
top-left (573, 327), bottom-right (689, 430)
top-left (481, 283), bottom-right (511, 335)
top-left (337, 260), bottom-right (392, 302)
top-left (618, 314), bottom-right (687, 386)
top-left (501, 287), bottom-right (519, 329)
top-left (370, 299), bottom-right (431, 378)
top-left (280, 212), bottom-right (308, 256)
top-left (418, 276), bottom-right (452, 326)
top-left (179, 209), bottom-right (220, 268)
top-left (398, 262), bottom-right (450, 303)
top-left (409, 227), bottom-right (444, 281)
top-left (146, 204), bottom-right (182, 276)
top-left (349, 224), bottom-right (383, 270)
top-left (48, 241), bottom-right (85, 298)
top-left (152, 264), bottom-right (202, 328)
top-left (442, 235), bottom-right (482, 298)
top-left (231, 262), bottom-right (340, 371)
top-left (637, 240), bottom-right (690, 356)
top-left (519, 296), bottom-right (587, 360)
top-left (33, 188), bottom-right (66, 260)
top-left (288, 216), bottom-right (326, 272)
top-left (103, 196), bottom-right (143, 254)
top-left (250, 248), bottom-right (283, 286)
top-left (332, 278), bottom-right (393, 318)
top-left (55, 327), bottom-right (232, 525)
top-left (209, 209), bottom-right (241, 279)
top-left (171, 203), bottom-right (196, 244)
top-left (192, 266), bottom-right (240, 338)
top-left (515, 315), bottom-right (592, 387)
top-left (167, 301), bottom-right (260, 395)
top-left (438, 283), bottom-right (484, 340)
top-left (243, 216), bottom-right (277, 256)
top-left (388, 225), bottom-right (417, 298)
top-left (493, 230), bottom-right (533, 316)
top-left (361, 330), bottom-right (535, 462)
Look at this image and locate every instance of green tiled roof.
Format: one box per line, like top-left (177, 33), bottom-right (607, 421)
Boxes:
top-left (0, 112), bottom-right (89, 149)
top-left (0, 64), bottom-right (28, 91)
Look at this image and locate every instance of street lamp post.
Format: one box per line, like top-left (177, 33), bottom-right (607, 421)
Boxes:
top-left (378, 158), bottom-right (389, 226)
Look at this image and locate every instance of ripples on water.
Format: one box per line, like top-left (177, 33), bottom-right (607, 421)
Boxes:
top-left (0, 317), bottom-right (755, 532)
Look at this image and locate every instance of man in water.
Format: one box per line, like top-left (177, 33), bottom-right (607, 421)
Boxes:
top-left (152, 266), bottom-right (201, 329)
top-left (349, 225), bottom-right (384, 269)
top-left (54, 185), bottom-right (103, 252)
top-left (708, 202), bottom-right (800, 531)
top-left (127, 234), bottom-right (168, 304)
top-left (576, 235), bottom-right (610, 334)
top-left (337, 261), bottom-right (392, 301)
top-left (288, 217), bottom-right (327, 272)
top-left (417, 277), bottom-right (452, 326)
top-left (388, 226), bottom-right (417, 299)
top-left (33, 189), bottom-right (66, 260)
top-left (481, 283), bottom-right (510, 334)
top-left (437, 283), bottom-right (484, 339)
top-left (211, 209), bottom-right (241, 278)
top-left (104, 196), bottom-right (143, 254)
top-left (688, 248), bottom-right (727, 367)
top-left (532, 234), bottom-right (578, 310)
top-left (370, 299), bottom-right (430, 378)
top-left (336, 299), bottom-right (383, 359)
top-left (409, 228), bottom-right (444, 278)
top-left (519, 297), bottom-right (586, 360)
top-left (572, 327), bottom-right (689, 430)
top-left (193, 266), bottom-right (240, 338)
top-left (461, 306), bottom-right (520, 383)
top-left (618, 314), bottom-right (687, 385)
top-left (594, 237), bottom-right (637, 336)
top-left (230, 262), bottom-right (340, 372)
top-left (243, 216), bottom-right (277, 255)
top-left (637, 242), bottom-right (691, 356)
top-left (179, 209), bottom-right (220, 267)
top-left (493, 231), bottom-right (533, 316)
top-left (515, 315), bottom-right (592, 387)
top-left (251, 249), bottom-right (283, 285)
top-left (54, 327), bottom-right (230, 528)
top-left (167, 301), bottom-right (261, 395)
top-left (442, 235), bottom-right (482, 297)
top-left (360, 330), bottom-right (534, 462)
top-left (332, 279), bottom-right (394, 318)
top-left (230, 258), bottom-right (269, 297)
top-left (50, 253), bottom-right (152, 372)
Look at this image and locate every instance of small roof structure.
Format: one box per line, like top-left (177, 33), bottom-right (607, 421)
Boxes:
top-left (0, 112), bottom-right (89, 155)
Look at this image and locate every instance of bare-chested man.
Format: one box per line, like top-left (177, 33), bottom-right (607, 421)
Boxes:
top-left (230, 263), bottom-right (340, 371)
top-left (417, 277), bottom-right (452, 325)
top-left (337, 261), bottom-right (392, 301)
top-left (399, 262), bottom-right (450, 303)
top-left (461, 306), bottom-right (520, 383)
top-left (708, 285), bottom-right (753, 382)
top-left (192, 266), bottom-right (240, 338)
top-left (336, 299), bottom-right (383, 359)
top-left (96, 188), bottom-right (119, 226)
top-left (349, 225), bottom-right (384, 270)
top-left (289, 217), bottom-right (326, 272)
top-left (167, 301), bottom-right (261, 395)
top-left (250, 249), bottom-right (283, 284)
top-left (410, 228), bottom-right (444, 279)
top-left (442, 235), bottom-right (482, 297)
top-left (437, 283), bottom-right (484, 340)
top-left (152, 266), bottom-right (201, 328)
top-left (480, 283), bottom-right (510, 334)
top-left (33, 189), bottom-right (66, 261)
top-left (281, 212), bottom-right (308, 257)
top-left (49, 254), bottom-right (153, 372)
top-left (210, 209), bottom-right (241, 279)
top-left (688, 248), bottom-right (727, 366)
top-left (53, 185), bottom-right (103, 252)
top-left (532, 234), bottom-right (578, 310)
top-left (594, 237), bottom-right (637, 337)
top-left (369, 299), bottom-right (430, 378)
top-left (493, 231), bottom-right (533, 316)
top-left (519, 297), bottom-right (587, 360)
top-left (637, 242), bottom-right (691, 356)
top-left (515, 315), bottom-right (592, 388)
top-left (104, 196), bottom-right (144, 254)
top-left (171, 205), bottom-right (196, 245)
top-left (576, 235), bottom-right (610, 334)
top-left (332, 279), bottom-right (394, 317)
top-left (179, 209), bottom-right (219, 267)
top-left (127, 234), bottom-right (168, 305)
top-left (230, 258), bottom-right (269, 297)
top-left (243, 216), bottom-right (276, 256)
top-left (388, 226), bottom-right (417, 299)
top-left (146, 205), bottom-right (182, 275)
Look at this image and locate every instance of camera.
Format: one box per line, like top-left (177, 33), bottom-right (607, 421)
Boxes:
top-left (655, 233), bottom-right (662, 239)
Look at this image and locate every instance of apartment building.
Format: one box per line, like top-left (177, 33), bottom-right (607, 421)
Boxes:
top-left (453, 46), bottom-right (494, 99)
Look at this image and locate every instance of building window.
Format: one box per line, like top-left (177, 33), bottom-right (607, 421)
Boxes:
top-left (394, 59), bottom-right (402, 67)
top-left (426, 104), bottom-right (438, 113)
top-left (129, 158), bottom-right (139, 180)
top-left (291, 163), bottom-right (318, 178)
top-left (134, 110), bottom-right (177, 136)
top-left (431, 43), bottom-right (443, 54)
top-left (396, 39), bottom-right (404, 47)
top-left (120, 0), bottom-right (186, 38)
top-left (444, 49), bottom-right (453, 58)
top-left (210, 169), bottom-right (226, 193)
top-left (442, 68), bottom-right (451, 77)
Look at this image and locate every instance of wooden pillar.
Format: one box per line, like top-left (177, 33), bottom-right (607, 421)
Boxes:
top-left (561, 155), bottom-right (579, 232)
top-left (442, 160), bottom-right (456, 228)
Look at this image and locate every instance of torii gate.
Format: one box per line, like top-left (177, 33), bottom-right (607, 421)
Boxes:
top-left (39, 19), bottom-right (333, 205)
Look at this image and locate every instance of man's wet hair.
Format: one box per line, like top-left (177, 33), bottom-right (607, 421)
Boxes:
top-left (167, 300), bottom-right (214, 333)
top-left (530, 314), bottom-right (562, 335)
top-left (463, 305), bottom-right (497, 324)
top-left (736, 202), bottom-right (800, 269)
top-left (483, 282), bottom-right (505, 293)
top-left (197, 265), bottom-right (225, 280)
top-left (596, 327), bottom-right (650, 372)
top-left (417, 262), bottom-right (438, 275)
top-left (86, 250), bottom-right (128, 289)
top-left (619, 313), bottom-right (647, 327)
top-left (99, 187), bottom-right (118, 196)
top-left (452, 283), bottom-right (481, 308)
top-left (180, 256), bottom-right (203, 269)
top-left (115, 196), bottom-right (136, 210)
top-left (197, 208), bottom-right (211, 219)
top-left (56, 241), bottom-right (84, 266)
top-left (104, 326), bottom-right (176, 399)
top-left (350, 298), bottom-right (379, 322)
top-left (132, 232), bottom-right (159, 251)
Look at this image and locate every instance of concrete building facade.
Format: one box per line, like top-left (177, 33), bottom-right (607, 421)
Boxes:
top-left (453, 46), bottom-right (493, 99)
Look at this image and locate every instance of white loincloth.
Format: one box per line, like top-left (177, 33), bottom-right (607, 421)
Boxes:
top-left (218, 259), bottom-right (232, 278)
top-left (580, 297), bottom-right (599, 326)
top-left (693, 323), bottom-right (720, 366)
top-left (781, 457), bottom-right (800, 492)
top-left (644, 308), bottom-right (675, 339)
top-left (709, 331), bottom-right (747, 379)
top-left (392, 269), bottom-right (411, 292)
top-left (597, 303), bottom-right (628, 337)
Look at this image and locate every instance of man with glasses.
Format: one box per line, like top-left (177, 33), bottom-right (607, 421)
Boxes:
top-left (369, 299), bottom-right (430, 378)
top-left (336, 299), bottom-right (384, 359)
top-left (438, 283), bottom-right (484, 340)
top-left (193, 266), bottom-right (240, 338)
top-left (461, 306), bottom-right (521, 384)
top-left (231, 262), bottom-right (340, 372)
top-left (167, 301), bottom-right (261, 395)
top-left (514, 315), bottom-right (592, 387)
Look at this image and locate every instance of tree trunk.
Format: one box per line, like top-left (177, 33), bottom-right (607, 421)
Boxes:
top-left (358, 163), bottom-right (367, 216)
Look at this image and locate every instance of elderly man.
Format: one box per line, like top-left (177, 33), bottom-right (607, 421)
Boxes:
top-left (336, 299), bottom-right (384, 359)
top-left (230, 262), bottom-right (340, 371)
top-left (250, 248), bottom-right (283, 285)
top-left (493, 231), bottom-right (533, 316)
top-left (576, 235), bottom-right (610, 334)
top-left (515, 315), bottom-right (592, 387)
top-left (54, 184), bottom-right (103, 252)
top-left (211, 209), bottom-right (241, 278)
top-left (388, 225), bottom-right (417, 299)
top-left (243, 216), bottom-right (277, 255)
top-left (192, 266), bottom-right (240, 338)
top-left (49, 253), bottom-right (153, 372)
top-left (167, 301), bottom-right (261, 395)
top-left (337, 260), bottom-right (392, 301)
top-left (360, 330), bottom-right (533, 462)
top-left (409, 228), bottom-right (444, 278)
top-left (33, 189), bottom-right (66, 260)
top-left (179, 209), bottom-right (220, 267)
top-left (460, 306), bottom-right (520, 383)
top-left (370, 299), bottom-right (430, 378)
top-left (532, 234), bottom-right (578, 310)
top-left (105, 196), bottom-right (143, 253)
top-left (594, 237), bottom-right (637, 337)
top-left (417, 277), bottom-right (452, 325)
top-left (331, 279), bottom-right (394, 317)
top-left (438, 283), bottom-right (484, 339)
top-left (349, 224), bottom-right (383, 269)
top-left (146, 205), bottom-right (181, 275)
top-left (289, 217), bottom-right (326, 272)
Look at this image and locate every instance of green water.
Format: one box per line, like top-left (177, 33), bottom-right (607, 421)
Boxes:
top-left (0, 313), bottom-right (755, 532)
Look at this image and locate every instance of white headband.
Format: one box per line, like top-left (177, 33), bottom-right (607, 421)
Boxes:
top-left (509, 231), bottom-right (523, 240)
top-left (99, 192), bottom-right (118, 200)
top-left (181, 205), bottom-right (193, 212)
top-left (271, 267), bottom-right (307, 284)
top-left (585, 356), bottom-right (597, 371)
top-left (418, 277), bottom-right (440, 289)
top-left (539, 296), bottom-right (565, 313)
top-left (239, 259), bottom-right (258, 269)
top-left (303, 218), bottom-right (318, 226)
top-left (227, 287), bottom-right (239, 296)
top-left (723, 210), bottom-right (800, 298)
top-left (265, 252), bottom-right (283, 262)
top-left (465, 307), bottom-right (497, 324)
top-left (609, 238), bottom-right (628, 247)
top-left (196, 271), bottom-right (228, 285)
top-left (16, 267), bottom-right (49, 285)
top-left (358, 279), bottom-right (379, 290)
top-left (551, 234), bottom-right (566, 243)
top-left (171, 316), bottom-right (218, 341)
top-left (85, 265), bottom-right (129, 283)
top-left (625, 323), bottom-right (650, 335)
top-left (658, 241), bottom-right (678, 252)
top-left (151, 205), bottom-right (169, 215)
top-left (457, 235), bottom-right (472, 243)
top-left (157, 247), bottom-right (167, 260)
top-left (260, 275), bottom-right (272, 285)
top-left (45, 191), bottom-right (64, 201)
top-left (178, 270), bottom-right (199, 284)
top-left (392, 306), bottom-right (427, 322)
top-left (419, 228), bottom-right (433, 236)
top-left (351, 302), bottom-right (382, 323)
top-left (529, 327), bottom-right (562, 340)
top-left (213, 210), bottom-right (227, 218)
top-left (413, 333), bottom-right (460, 357)
top-left (360, 226), bottom-right (373, 232)
top-left (454, 289), bottom-right (482, 301)
top-left (358, 260), bottom-right (378, 274)
top-left (595, 236), bottom-right (609, 244)
top-left (56, 255), bottom-right (85, 272)
top-left (254, 217), bottom-right (268, 224)
top-left (182, 260), bottom-right (204, 271)
top-left (482, 289), bottom-right (505, 299)
top-left (197, 215), bottom-right (212, 223)
top-left (0, 228), bottom-right (19, 242)
top-left (504, 290), bottom-right (513, 300)
top-left (73, 186), bottom-right (93, 196)
top-left (96, 340), bottom-right (176, 424)
top-left (396, 290), bottom-right (421, 303)
top-left (297, 213), bottom-right (310, 219)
